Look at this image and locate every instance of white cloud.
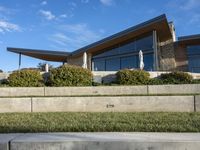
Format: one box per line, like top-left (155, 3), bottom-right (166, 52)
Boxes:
top-left (100, 0), bottom-right (114, 6)
top-left (39, 10), bottom-right (55, 20)
top-left (0, 20), bottom-right (21, 33)
top-left (180, 0), bottom-right (200, 10)
top-left (60, 14), bottom-right (68, 18)
top-left (81, 0), bottom-right (89, 3)
top-left (41, 1), bottom-right (47, 5)
top-left (50, 23), bottom-right (102, 50)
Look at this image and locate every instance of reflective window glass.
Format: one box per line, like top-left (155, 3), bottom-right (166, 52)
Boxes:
top-left (106, 58), bottom-right (120, 71)
top-left (121, 56), bottom-right (137, 69)
top-left (93, 59), bottom-right (105, 71)
top-left (187, 45), bottom-right (200, 73)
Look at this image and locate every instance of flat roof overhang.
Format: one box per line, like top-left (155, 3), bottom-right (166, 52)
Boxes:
top-left (7, 47), bottom-right (70, 62)
top-left (177, 34), bottom-right (200, 46)
top-left (71, 14), bottom-right (172, 57)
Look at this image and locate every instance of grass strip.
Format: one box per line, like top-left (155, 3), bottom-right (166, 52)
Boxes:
top-left (0, 112), bottom-right (200, 133)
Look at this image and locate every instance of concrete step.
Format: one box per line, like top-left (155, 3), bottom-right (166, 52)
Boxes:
top-left (1, 133), bottom-right (200, 150)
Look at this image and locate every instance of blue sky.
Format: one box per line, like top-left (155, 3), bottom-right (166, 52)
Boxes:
top-left (0, 0), bottom-right (200, 71)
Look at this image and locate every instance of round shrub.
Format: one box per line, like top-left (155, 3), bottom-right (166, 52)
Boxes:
top-left (160, 71), bottom-right (193, 84)
top-left (116, 69), bottom-right (150, 85)
top-left (148, 78), bottom-right (164, 85)
top-left (8, 69), bottom-right (44, 87)
top-left (49, 65), bottom-right (93, 86)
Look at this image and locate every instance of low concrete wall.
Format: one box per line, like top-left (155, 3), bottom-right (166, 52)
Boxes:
top-left (0, 84), bottom-right (200, 97)
top-left (44, 86), bottom-right (148, 96)
top-left (148, 84), bottom-right (200, 94)
top-left (0, 87), bottom-right (44, 97)
top-left (0, 98), bottom-right (31, 113)
top-left (195, 95), bottom-right (200, 112)
top-left (4, 133), bottom-right (200, 150)
top-left (32, 96), bottom-right (194, 112)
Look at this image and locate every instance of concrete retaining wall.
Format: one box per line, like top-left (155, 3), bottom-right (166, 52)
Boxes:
top-left (44, 86), bottom-right (148, 96)
top-left (0, 87), bottom-right (44, 97)
top-left (0, 84), bottom-right (200, 97)
top-left (32, 96), bottom-right (194, 112)
top-left (148, 84), bottom-right (200, 94)
top-left (2, 133), bottom-right (200, 150)
top-left (0, 98), bottom-right (31, 113)
top-left (0, 96), bottom-right (196, 113)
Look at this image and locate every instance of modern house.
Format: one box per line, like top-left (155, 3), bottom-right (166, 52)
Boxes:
top-left (7, 14), bottom-right (200, 72)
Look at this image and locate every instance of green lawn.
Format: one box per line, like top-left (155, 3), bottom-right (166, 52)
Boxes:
top-left (0, 112), bottom-right (200, 133)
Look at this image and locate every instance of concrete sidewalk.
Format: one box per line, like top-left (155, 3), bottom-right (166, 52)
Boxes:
top-left (1, 132), bottom-right (200, 150)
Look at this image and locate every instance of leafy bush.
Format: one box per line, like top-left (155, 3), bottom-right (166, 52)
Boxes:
top-left (191, 79), bottom-right (200, 84)
top-left (8, 69), bottom-right (44, 87)
top-left (160, 71), bottom-right (193, 84)
top-left (49, 65), bottom-right (93, 86)
top-left (148, 78), bottom-right (164, 85)
top-left (116, 69), bottom-right (150, 85)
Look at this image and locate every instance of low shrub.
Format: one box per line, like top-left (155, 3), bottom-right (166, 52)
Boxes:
top-left (8, 69), bottom-right (44, 87)
top-left (191, 79), bottom-right (200, 84)
top-left (148, 78), bottom-right (164, 85)
top-left (49, 65), bottom-right (93, 86)
top-left (160, 71), bottom-right (193, 84)
top-left (116, 69), bottom-right (150, 85)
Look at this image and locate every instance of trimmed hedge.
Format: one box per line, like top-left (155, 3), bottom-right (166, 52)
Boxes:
top-left (0, 112), bottom-right (200, 133)
top-left (116, 69), bottom-right (150, 85)
top-left (160, 71), bottom-right (193, 84)
top-left (48, 65), bottom-right (93, 86)
top-left (8, 69), bottom-right (44, 87)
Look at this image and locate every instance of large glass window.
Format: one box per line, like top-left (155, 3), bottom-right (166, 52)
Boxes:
top-left (121, 56), bottom-right (137, 69)
top-left (106, 58), bottom-right (120, 71)
top-left (187, 45), bottom-right (200, 73)
top-left (93, 59), bottom-right (105, 71)
top-left (143, 54), bottom-right (154, 71)
top-left (92, 33), bottom-right (154, 71)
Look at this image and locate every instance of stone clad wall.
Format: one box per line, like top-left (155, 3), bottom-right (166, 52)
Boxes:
top-left (158, 41), bottom-right (176, 71)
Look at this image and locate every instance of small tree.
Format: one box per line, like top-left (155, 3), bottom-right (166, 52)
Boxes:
top-left (37, 62), bottom-right (53, 71)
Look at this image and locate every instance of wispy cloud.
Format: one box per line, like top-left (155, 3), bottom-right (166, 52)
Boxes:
top-left (100, 0), bottom-right (114, 6)
top-left (41, 1), bottom-right (47, 5)
top-left (50, 23), bottom-right (102, 50)
top-left (39, 10), bottom-right (55, 20)
top-left (0, 20), bottom-right (21, 33)
top-left (81, 0), bottom-right (89, 3)
top-left (180, 0), bottom-right (200, 10)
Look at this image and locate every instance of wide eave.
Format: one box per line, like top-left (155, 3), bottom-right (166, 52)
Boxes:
top-left (7, 47), bottom-right (70, 62)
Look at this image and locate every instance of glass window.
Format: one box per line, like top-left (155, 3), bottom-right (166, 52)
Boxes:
top-left (143, 53), bottom-right (154, 71)
top-left (136, 34), bottom-right (153, 50)
top-left (187, 45), bottom-right (200, 73)
top-left (121, 56), bottom-right (137, 69)
top-left (106, 58), bottom-right (120, 71)
top-left (93, 59), bottom-right (105, 71)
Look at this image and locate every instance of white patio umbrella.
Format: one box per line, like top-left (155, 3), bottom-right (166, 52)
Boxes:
top-left (139, 50), bottom-right (144, 70)
top-left (82, 52), bottom-right (87, 69)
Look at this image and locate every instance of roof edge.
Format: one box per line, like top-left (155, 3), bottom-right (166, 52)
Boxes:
top-left (71, 14), bottom-right (168, 56)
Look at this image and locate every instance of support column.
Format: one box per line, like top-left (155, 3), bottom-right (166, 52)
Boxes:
top-left (18, 53), bottom-right (21, 70)
top-left (87, 53), bottom-right (92, 70)
top-left (153, 30), bottom-right (159, 71)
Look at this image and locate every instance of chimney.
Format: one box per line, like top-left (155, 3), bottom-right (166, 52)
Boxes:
top-left (168, 22), bottom-right (176, 42)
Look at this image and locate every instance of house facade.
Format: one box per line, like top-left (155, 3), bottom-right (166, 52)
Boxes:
top-left (7, 14), bottom-right (200, 72)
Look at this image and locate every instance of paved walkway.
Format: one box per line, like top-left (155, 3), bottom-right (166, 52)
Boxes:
top-left (1, 132), bottom-right (200, 150)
